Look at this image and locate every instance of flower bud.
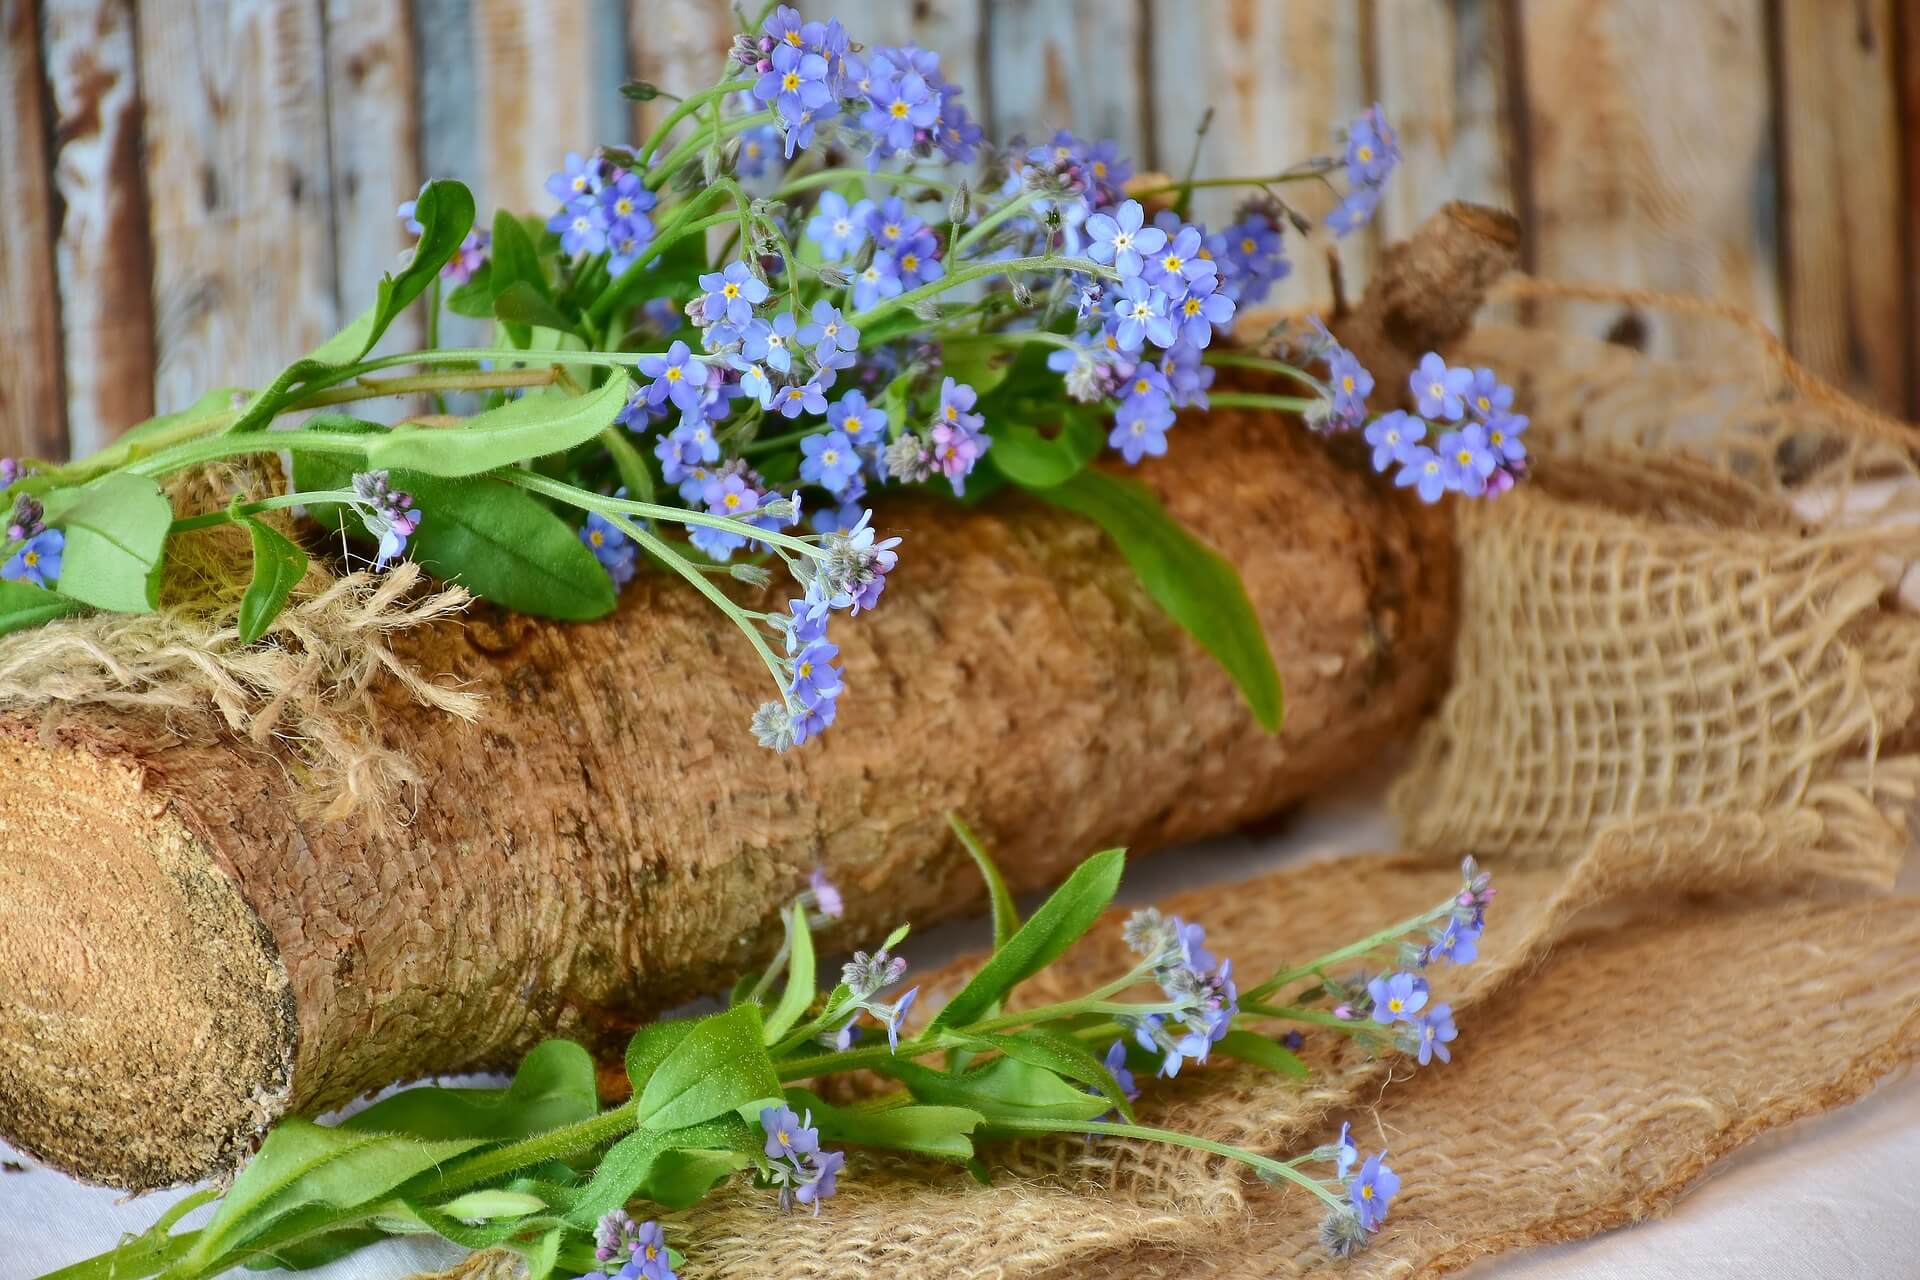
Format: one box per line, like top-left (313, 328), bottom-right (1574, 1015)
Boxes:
top-left (618, 80), bottom-right (662, 101)
top-left (948, 181), bottom-right (971, 225)
top-left (730, 563), bottom-right (773, 587)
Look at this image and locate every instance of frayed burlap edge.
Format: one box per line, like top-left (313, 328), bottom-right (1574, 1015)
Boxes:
top-left (0, 463), bottom-right (479, 819)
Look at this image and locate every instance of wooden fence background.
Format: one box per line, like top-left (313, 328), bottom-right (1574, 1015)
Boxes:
top-left (1, 0), bottom-right (1914, 461)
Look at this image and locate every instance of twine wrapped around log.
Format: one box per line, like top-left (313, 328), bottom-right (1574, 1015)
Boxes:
top-left (0, 204), bottom-right (1520, 1191)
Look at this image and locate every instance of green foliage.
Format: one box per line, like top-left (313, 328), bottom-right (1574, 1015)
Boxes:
top-left (296, 424), bottom-right (616, 621)
top-left (236, 518), bottom-right (308, 645)
top-left (984, 408), bottom-right (1104, 488)
top-left (636, 1003), bottom-right (783, 1131)
top-left (784, 1087), bottom-right (984, 1161)
top-left (1216, 1029), bottom-right (1309, 1078)
top-left (363, 375), bottom-right (630, 477)
top-left (340, 1039), bottom-right (599, 1140)
top-left (1029, 470), bottom-right (1284, 733)
top-left (762, 900), bottom-right (817, 1044)
top-left (0, 581), bottom-right (84, 638)
top-left (40, 473), bottom-right (172, 613)
top-left (877, 1057), bottom-right (1111, 1130)
top-left (958, 1028), bottom-right (1136, 1122)
top-left (948, 812), bottom-right (1021, 948)
top-left (930, 847), bottom-right (1124, 1031)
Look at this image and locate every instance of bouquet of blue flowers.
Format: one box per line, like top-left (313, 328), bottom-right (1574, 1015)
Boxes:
top-left (43, 821), bottom-right (1496, 1279)
top-left (0, 2), bottom-right (1526, 760)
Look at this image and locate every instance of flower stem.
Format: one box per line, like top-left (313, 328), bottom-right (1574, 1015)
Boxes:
top-left (774, 166), bottom-right (957, 198)
top-left (1204, 391), bottom-right (1321, 413)
top-left (951, 187), bottom-right (1042, 257)
top-left (169, 489), bottom-right (358, 534)
top-left (635, 77), bottom-right (751, 169)
top-left (849, 255), bottom-right (1115, 329)
top-left (124, 431), bottom-right (374, 480)
top-left (292, 367), bottom-right (559, 409)
top-left (1242, 902), bottom-right (1452, 1003)
top-left (505, 469), bottom-right (821, 559)
top-left (1202, 351), bottom-right (1327, 394)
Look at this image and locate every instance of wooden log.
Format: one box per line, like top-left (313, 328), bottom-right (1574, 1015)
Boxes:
top-left (0, 0), bottom-right (69, 463)
top-left (0, 204), bottom-right (1516, 1192)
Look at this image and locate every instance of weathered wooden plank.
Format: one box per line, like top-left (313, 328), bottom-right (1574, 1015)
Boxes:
top-left (1368, 0), bottom-right (1515, 241)
top-left (0, 0), bottom-right (68, 462)
top-left (1149, 0), bottom-right (1372, 307)
top-left (985, 0), bottom-right (1144, 162)
top-left (323, 0), bottom-right (422, 340)
top-left (40, 0), bottom-right (155, 455)
top-left (1515, 0), bottom-right (1781, 362)
top-left (136, 0), bottom-right (339, 415)
top-left (475, 0), bottom-right (602, 217)
top-left (625, 0), bottom-right (735, 140)
top-left (1777, 0), bottom-right (1906, 412)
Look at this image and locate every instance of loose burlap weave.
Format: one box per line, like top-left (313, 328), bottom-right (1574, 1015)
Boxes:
top-left (425, 293), bottom-right (1920, 1280)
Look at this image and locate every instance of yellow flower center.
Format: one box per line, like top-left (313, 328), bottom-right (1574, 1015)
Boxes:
top-left (1477, 395), bottom-right (1491, 412)
top-left (724, 493), bottom-right (742, 510)
top-left (901, 254), bottom-right (918, 271)
top-left (1241, 237), bottom-right (1257, 254)
top-left (843, 415), bottom-right (860, 432)
top-left (1490, 431), bottom-right (1505, 446)
top-left (1388, 997), bottom-right (1404, 1012)
top-left (1456, 449), bottom-right (1473, 465)
top-left (1092, 160), bottom-right (1107, 177)
top-left (723, 282), bottom-right (741, 299)
top-left (783, 31), bottom-right (803, 46)
top-left (782, 71), bottom-right (801, 92)
top-left (616, 198), bottom-right (635, 216)
top-left (823, 322), bottom-right (838, 337)
top-left (889, 100), bottom-right (909, 118)
top-left (1161, 254), bottom-right (1183, 273)
top-left (1357, 144), bottom-right (1374, 163)
top-left (1428, 381), bottom-right (1444, 400)
top-left (1131, 422), bottom-right (1145, 435)
top-left (1341, 375), bottom-right (1355, 393)
top-left (23, 551), bottom-right (39, 569)
top-left (1184, 298), bottom-right (1202, 316)
top-left (1361, 1185), bottom-right (1375, 1201)
top-left (944, 405), bottom-right (959, 421)
top-left (882, 223), bottom-right (901, 240)
top-left (1134, 379), bottom-right (1151, 395)
top-left (665, 366), bottom-right (682, 381)
top-left (589, 530), bottom-right (605, 547)
top-left (822, 450), bottom-right (839, 465)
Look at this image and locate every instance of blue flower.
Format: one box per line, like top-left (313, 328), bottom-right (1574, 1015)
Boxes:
top-left (2, 528), bottom-right (62, 587)
top-left (548, 200), bottom-right (608, 256)
top-left (790, 1148), bottom-right (844, 1213)
top-left (1327, 185), bottom-right (1380, 238)
top-left (1410, 1002), bottom-right (1457, 1065)
top-left (737, 363), bottom-right (776, 408)
top-left (1427, 916), bottom-right (1481, 965)
top-left (599, 171), bottom-right (655, 235)
top-left (654, 420), bottom-right (720, 484)
top-left (788, 639), bottom-right (843, 707)
top-left (1364, 411), bottom-right (1423, 473)
top-left (1109, 401), bottom-right (1173, 464)
top-left (1484, 412), bottom-right (1529, 464)
top-left (580, 512), bottom-right (637, 588)
top-left (1394, 445), bottom-right (1448, 503)
top-left (827, 389), bottom-right (887, 448)
top-left (1103, 1040), bottom-right (1139, 1101)
top-left (893, 232), bottom-right (944, 288)
top-left (737, 123), bottom-right (783, 178)
top-left (1333, 1121), bottom-right (1358, 1180)
top-left (1168, 273), bottom-right (1236, 349)
top-left (1411, 353), bottom-right (1473, 421)
top-left (805, 192), bottom-right (873, 261)
top-left (1085, 199), bottom-right (1166, 278)
top-left (882, 986), bottom-right (920, 1052)
top-left (1366, 971), bottom-right (1429, 1023)
top-left (1463, 366), bottom-right (1513, 420)
top-left (1437, 423), bottom-right (1497, 496)
top-left (762, 311), bottom-right (803, 373)
top-left (851, 253), bottom-right (903, 309)
top-left (797, 300), bottom-right (860, 367)
top-left (1117, 364), bottom-right (1173, 424)
top-left (1348, 1151), bottom-right (1400, 1230)
top-left (800, 430), bottom-right (862, 494)
top-left (544, 151), bottom-right (603, 207)
top-left (1111, 278), bottom-right (1174, 352)
top-left (1344, 103), bottom-right (1400, 187)
top-left (865, 197), bottom-right (925, 252)
top-left (636, 340), bottom-right (707, 414)
top-left (934, 98), bottom-right (984, 164)
top-left (754, 43), bottom-right (834, 127)
top-left (774, 373), bottom-right (834, 419)
top-left (862, 69), bottom-right (940, 152)
top-left (760, 1104), bottom-right (821, 1162)
top-left (1219, 214), bottom-right (1289, 301)
top-left (935, 377), bottom-right (984, 434)
top-left (698, 261), bottom-right (771, 328)
top-left (1327, 347), bottom-right (1374, 423)
top-left (1143, 225), bottom-right (1215, 299)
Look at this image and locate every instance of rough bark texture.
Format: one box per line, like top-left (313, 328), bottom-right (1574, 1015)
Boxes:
top-left (0, 204), bottom-right (1518, 1191)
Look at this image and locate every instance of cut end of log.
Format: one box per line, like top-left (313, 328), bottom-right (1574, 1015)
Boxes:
top-left (0, 727), bottom-right (294, 1189)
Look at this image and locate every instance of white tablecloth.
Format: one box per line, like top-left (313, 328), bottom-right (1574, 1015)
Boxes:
top-left (6, 790), bottom-right (1916, 1278)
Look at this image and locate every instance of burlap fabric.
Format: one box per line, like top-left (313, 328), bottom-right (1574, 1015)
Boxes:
top-left (424, 292), bottom-right (1920, 1279)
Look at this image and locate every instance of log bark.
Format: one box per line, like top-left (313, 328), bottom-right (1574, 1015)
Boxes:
top-left (0, 204), bottom-right (1517, 1190)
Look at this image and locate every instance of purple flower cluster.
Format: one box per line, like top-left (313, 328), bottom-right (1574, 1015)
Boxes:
top-left (542, 151), bottom-right (658, 272)
top-left (580, 509), bottom-right (638, 587)
top-left (1119, 908), bottom-right (1239, 1078)
top-left (759, 1105), bottom-right (846, 1213)
top-left (1364, 857), bottom-right (1495, 1068)
top-left (1327, 103), bottom-right (1400, 238)
top-left (1365, 355), bottom-right (1529, 502)
top-left (350, 470), bottom-right (422, 569)
top-left (830, 945), bottom-right (919, 1051)
top-left (592, 1210), bottom-right (675, 1280)
top-left (740, 6), bottom-right (861, 158)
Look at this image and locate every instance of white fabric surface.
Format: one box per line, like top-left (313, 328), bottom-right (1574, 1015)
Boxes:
top-left (5, 787), bottom-right (1916, 1278)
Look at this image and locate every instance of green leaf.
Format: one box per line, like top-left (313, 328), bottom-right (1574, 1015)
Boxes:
top-left (878, 1057), bottom-right (1110, 1130)
top-left (564, 1114), bottom-right (751, 1224)
top-left (636, 1004), bottom-right (783, 1131)
top-left (1215, 1029), bottom-right (1309, 1079)
top-left (489, 209), bottom-right (548, 347)
top-left (447, 267), bottom-right (496, 318)
top-left (601, 425), bottom-right (657, 504)
top-left (784, 1087), bottom-right (983, 1161)
top-left (625, 1018), bottom-right (699, 1093)
top-left (296, 429), bottom-right (616, 621)
top-left (114, 386), bottom-right (247, 450)
top-left (0, 580), bottom-right (84, 637)
top-left (986, 408), bottom-right (1104, 489)
top-left (41, 473), bottom-right (171, 613)
top-left (236, 518), bottom-right (308, 645)
top-left (948, 813), bottom-right (1019, 948)
top-left (494, 280), bottom-right (582, 337)
top-left (763, 901), bottom-right (817, 1045)
top-left (1030, 469), bottom-right (1283, 732)
top-left (364, 375), bottom-right (630, 477)
top-left (241, 1226), bottom-right (389, 1272)
top-left (438, 1190), bottom-right (548, 1221)
top-left (930, 848), bottom-right (1125, 1031)
top-left (960, 1029), bottom-right (1135, 1122)
top-left (640, 1145), bottom-right (753, 1209)
top-left (311, 180), bottom-right (476, 368)
top-left (521, 1228), bottom-right (563, 1280)
top-left (186, 1119), bottom-right (480, 1267)
top-left (939, 342), bottom-right (1015, 400)
top-left (340, 1039), bottom-right (599, 1140)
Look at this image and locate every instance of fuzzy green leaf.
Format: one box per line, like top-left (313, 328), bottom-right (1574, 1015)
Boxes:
top-left (930, 848), bottom-right (1125, 1031)
top-left (878, 1057), bottom-right (1110, 1130)
top-left (784, 1087), bottom-right (984, 1161)
top-left (985, 408), bottom-right (1103, 489)
top-left (363, 375), bottom-right (630, 477)
top-left (0, 580), bottom-right (85, 637)
top-left (948, 813), bottom-right (1020, 948)
top-left (494, 280), bottom-right (582, 337)
top-left (960, 1028), bottom-right (1136, 1122)
top-left (340, 1040), bottom-right (599, 1140)
top-left (564, 1114), bottom-right (752, 1224)
top-left (1215, 1029), bottom-right (1309, 1078)
top-left (40, 473), bottom-right (171, 613)
top-left (1029, 469), bottom-right (1282, 732)
top-left (309, 180), bottom-right (476, 368)
top-left (762, 900), bottom-right (817, 1045)
top-left (636, 1004), bottom-right (783, 1131)
top-left (236, 518), bottom-right (308, 645)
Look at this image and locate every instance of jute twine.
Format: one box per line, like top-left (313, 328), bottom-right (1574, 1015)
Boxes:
top-left (426, 281), bottom-right (1920, 1278)
top-left (0, 462), bottom-right (478, 819)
